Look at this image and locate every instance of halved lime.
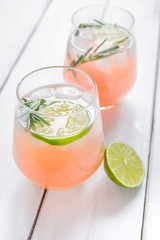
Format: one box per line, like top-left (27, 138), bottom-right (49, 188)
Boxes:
top-left (104, 141), bottom-right (145, 188)
top-left (31, 101), bottom-right (92, 146)
top-left (92, 24), bottom-right (129, 43)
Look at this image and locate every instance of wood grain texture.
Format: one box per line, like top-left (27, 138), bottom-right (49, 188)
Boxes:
top-left (0, 0), bottom-right (51, 90)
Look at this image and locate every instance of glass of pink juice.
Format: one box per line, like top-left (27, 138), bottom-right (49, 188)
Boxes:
top-left (65, 5), bottom-right (136, 108)
top-left (13, 66), bottom-right (104, 190)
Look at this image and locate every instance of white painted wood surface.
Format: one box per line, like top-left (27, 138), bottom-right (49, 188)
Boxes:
top-left (0, 0), bottom-right (51, 89)
top-left (0, 0), bottom-right (159, 239)
top-left (142, 28), bottom-right (160, 240)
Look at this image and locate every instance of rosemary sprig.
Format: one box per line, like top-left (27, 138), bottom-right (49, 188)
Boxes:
top-left (21, 98), bottom-right (50, 131)
top-left (22, 98), bottom-right (45, 111)
top-left (70, 39), bottom-right (120, 68)
top-left (79, 23), bottom-right (98, 29)
top-left (78, 19), bottom-right (104, 29)
top-left (70, 47), bottom-right (93, 68)
top-left (75, 19), bottom-right (104, 36)
top-left (93, 39), bottom-right (107, 53)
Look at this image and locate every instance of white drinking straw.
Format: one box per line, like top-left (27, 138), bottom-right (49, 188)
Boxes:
top-left (100, 0), bottom-right (111, 21)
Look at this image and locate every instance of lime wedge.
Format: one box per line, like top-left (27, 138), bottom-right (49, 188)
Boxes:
top-left (104, 142), bottom-right (145, 188)
top-left (92, 24), bottom-right (129, 43)
top-left (31, 101), bottom-right (92, 145)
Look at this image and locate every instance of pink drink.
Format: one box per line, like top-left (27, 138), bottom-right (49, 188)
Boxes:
top-left (13, 68), bottom-right (104, 190)
top-left (65, 26), bottom-right (136, 107)
top-left (65, 5), bottom-right (136, 108)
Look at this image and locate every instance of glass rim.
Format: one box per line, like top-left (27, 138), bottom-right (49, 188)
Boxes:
top-left (16, 66), bottom-right (98, 117)
top-left (72, 4), bottom-right (135, 30)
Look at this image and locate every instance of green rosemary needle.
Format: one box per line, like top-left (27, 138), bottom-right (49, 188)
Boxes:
top-left (22, 98), bottom-right (50, 131)
top-left (70, 39), bottom-right (120, 68)
top-left (75, 19), bottom-right (104, 36)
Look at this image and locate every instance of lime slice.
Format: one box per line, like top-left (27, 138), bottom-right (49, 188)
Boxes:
top-left (31, 101), bottom-right (92, 145)
top-left (92, 24), bottom-right (129, 43)
top-left (104, 141), bottom-right (145, 188)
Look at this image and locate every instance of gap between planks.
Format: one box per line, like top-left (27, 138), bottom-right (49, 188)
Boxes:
top-left (0, 0), bottom-right (53, 94)
top-left (27, 189), bottom-right (48, 240)
top-left (140, 13), bottom-right (160, 240)
top-left (0, 1), bottom-right (53, 239)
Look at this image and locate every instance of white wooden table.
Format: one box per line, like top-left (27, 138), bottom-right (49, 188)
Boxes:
top-left (0, 0), bottom-right (159, 239)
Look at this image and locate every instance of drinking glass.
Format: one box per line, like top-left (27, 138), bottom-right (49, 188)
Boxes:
top-left (13, 66), bottom-right (104, 190)
top-left (65, 4), bottom-right (136, 108)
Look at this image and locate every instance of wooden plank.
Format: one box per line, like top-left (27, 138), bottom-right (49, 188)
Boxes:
top-left (0, 1), bottom-right (53, 239)
top-left (141, 20), bottom-right (160, 240)
top-left (0, 0), bottom-right (51, 90)
top-left (22, 0), bottom-right (159, 239)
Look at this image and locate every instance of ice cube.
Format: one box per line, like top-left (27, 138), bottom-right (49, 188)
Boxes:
top-left (128, 43), bottom-right (136, 58)
top-left (17, 104), bottom-right (27, 118)
top-left (96, 57), bottom-right (112, 72)
top-left (81, 91), bottom-right (93, 103)
top-left (95, 38), bottom-right (114, 51)
top-left (94, 39), bottom-right (115, 72)
top-left (72, 28), bottom-right (96, 51)
top-left (55, 86), bottom-right (82, 100)
top-left (30, 88), bottom-right (53, 100)
top-left (113, 51), bottom-right (127, 66)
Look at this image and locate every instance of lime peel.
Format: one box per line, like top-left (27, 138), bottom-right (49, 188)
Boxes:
top-left (104, 141), bottom-right (145, 188)
top-left (31, 101), bottom-right (92, 146)
top-left (32, 124), bottom-right (92, 146)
